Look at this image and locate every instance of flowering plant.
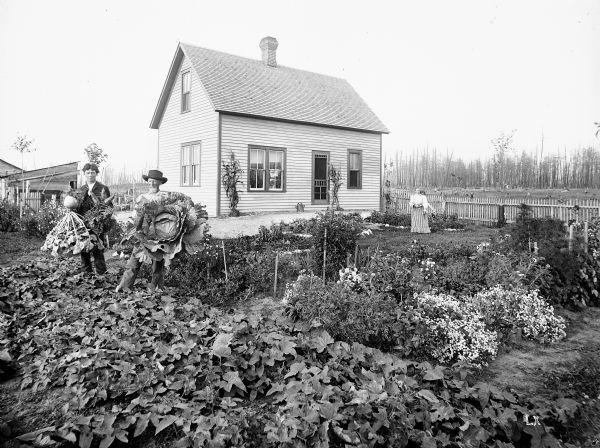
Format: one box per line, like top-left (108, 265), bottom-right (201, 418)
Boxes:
top-left (338, 267), bottom-right (365, 291)
top-left (414, 292), bottom-right (499, 367)
top-left (468, 286), bottom-right (566, 343)
top-left (419, 258), bottom-right (437, 282)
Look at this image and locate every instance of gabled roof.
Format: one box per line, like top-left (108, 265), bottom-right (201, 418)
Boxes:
top-left (0, 158), bottom-right (21, 177)
top-left (150, 43), bottom-right (389, 134)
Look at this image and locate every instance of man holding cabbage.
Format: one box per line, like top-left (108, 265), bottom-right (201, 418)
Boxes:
top-left (115, 169), bottom-right (208, 292)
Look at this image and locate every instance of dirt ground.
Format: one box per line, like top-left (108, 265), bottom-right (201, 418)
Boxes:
top-left (481, 307), bottom-right (600, 398)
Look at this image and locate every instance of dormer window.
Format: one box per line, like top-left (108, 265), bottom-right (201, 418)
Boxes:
top-left (181, 71), bottom-right (191, 113)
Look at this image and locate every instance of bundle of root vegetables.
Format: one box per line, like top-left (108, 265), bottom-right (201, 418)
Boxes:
top-left (41, 193), bottom-right (114, 256)
top-left (41, 211), bottom-right (97, 256)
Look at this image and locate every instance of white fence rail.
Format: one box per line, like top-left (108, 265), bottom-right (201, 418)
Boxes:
top-left (386, 189), bottom-right (600, 225)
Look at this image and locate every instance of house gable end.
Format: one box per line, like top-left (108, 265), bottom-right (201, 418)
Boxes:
top-left (150, 44), bottom-right (217, 129)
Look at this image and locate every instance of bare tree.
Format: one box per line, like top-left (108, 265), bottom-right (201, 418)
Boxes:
top-left (11, 134), bottom-right (37, 218)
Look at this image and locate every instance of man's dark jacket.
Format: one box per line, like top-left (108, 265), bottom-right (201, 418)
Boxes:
top-left (76, 182), bottom-right (112, 216)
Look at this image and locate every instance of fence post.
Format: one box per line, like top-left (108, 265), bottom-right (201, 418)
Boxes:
top-left (497, 205), bottom-right (505, 228)
top-left (568, 225), bottom-right (574, 253)
top-left (584, 221), bottom-right (589, 254)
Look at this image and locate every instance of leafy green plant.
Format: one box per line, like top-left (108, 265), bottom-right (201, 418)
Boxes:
top-left (309, 210), bottom-right (364, 280)
top-left (328, 164), bottom-right (342, 211)
top-left (0, 256), bottom-right (583, 448)
top-left (361, 250), bottom-right (415, 302)
top-left (221, 157), bottom-right (243, 217)
top-left (367, 210), bottom-right (411, 227)
top-left (0, 200), bottom-right (21, 232)
top-left (20, 199), bottom-right (69, 237)
top-left (428, 212), bottom-right (466, 231)
top-left (284, 272), bottom-right (399, 349)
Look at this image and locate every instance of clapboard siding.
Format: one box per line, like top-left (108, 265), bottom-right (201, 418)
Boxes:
top-left (220, 114), bottom-right (381, 214)
top-left (158, 56), bottom-right (219, 216)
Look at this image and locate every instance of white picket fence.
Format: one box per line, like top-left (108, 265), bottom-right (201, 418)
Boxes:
top-left (386, 189), bottom-right (600, 226)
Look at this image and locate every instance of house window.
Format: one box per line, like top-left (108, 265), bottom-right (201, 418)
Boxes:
top-left (348, 150), bottom-right (362, 189)
top-left (248, 146), bottom-right (285, 191)
top-left (181, 71), bottom-right (191, 113)
top-left (181, 142), bottom-right (201, 186)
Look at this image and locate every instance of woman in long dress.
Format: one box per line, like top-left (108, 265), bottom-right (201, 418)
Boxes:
top-left (409, 189), bottom-right (434, 233)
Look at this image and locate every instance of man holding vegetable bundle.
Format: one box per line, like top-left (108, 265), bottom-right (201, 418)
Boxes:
top-left (72, 163), bottom-right (113, 274)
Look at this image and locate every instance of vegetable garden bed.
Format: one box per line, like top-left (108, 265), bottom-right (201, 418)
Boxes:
top-left (1, 211), bottom-right (599, 447)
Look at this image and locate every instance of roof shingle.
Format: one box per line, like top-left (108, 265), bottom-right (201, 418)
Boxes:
top-left (151, 42), bottom-right (389, 134)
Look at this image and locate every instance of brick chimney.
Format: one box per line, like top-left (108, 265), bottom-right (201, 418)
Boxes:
top-left (259, 36), bottom-right (278, 67)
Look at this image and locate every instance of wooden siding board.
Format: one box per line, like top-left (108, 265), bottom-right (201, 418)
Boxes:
top-left (158, 55), bottom-right (219, 216)
top-left (220, 114), bottom-right (381, 214)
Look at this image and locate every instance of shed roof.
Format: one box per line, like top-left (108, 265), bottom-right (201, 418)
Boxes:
top-left (150, 42), bottom-right (389, 134)
top-left (0, 158), bottom-right (21, 178)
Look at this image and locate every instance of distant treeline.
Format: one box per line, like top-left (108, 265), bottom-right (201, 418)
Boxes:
top-left (385, 146), bottom-right (600, 189)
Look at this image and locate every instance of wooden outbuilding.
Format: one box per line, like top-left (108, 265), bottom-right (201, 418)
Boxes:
top-left (0, 160), bottom-right (79, 211)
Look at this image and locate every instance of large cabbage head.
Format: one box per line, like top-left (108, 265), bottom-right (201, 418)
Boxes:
top-left (144, 204), bottom-right (187, 243)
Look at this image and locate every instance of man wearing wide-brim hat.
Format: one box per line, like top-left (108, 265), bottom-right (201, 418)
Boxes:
top-left (142, 169), bottom-right (168, 184)
top-left (115, 169), bottom-right (169, 292)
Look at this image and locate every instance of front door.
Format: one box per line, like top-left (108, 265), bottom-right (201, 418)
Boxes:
top-left (312, 151), bottom-right (329, 205)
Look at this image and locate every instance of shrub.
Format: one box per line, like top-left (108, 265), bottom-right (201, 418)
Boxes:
top-left (367, 210), bottom-right (411, 227)
top-left (468, 286), bottom-right (567, 343)
top-left (361, 251), bottom-right (414, 302)
top-left (505, 206), bottom-right (566, 252)
top-left (166, 235), bottom-right (310, 306)
top-left (501, 213), bottom-right (600, 308)
top-left (432, 249), bottom-right (553, 297)
top-left (309, 210), bottom-right (364, 280)
top-left (431, 258), bottom-right (487, 296)
top-left (428, 213), bottom-right (466, 232)
top-left (0, 200), bottom-right (20, 232)
top-left (36, 200), bottom-right (68, 236)
top-left (283, 272), bottom-right (399, 350)
top-left (413, 292), bottom-right (499, 367)
top-left (483, 251), bottom-right (553, 292)
top-left (19, 200), bottom-right (67, 237)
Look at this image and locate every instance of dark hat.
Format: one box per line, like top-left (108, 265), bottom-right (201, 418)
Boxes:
top-left (142, 169), bottom-right (168, 184)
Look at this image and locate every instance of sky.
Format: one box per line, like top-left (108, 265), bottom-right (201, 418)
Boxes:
top-left (0, 0), bottom-right (599, 173)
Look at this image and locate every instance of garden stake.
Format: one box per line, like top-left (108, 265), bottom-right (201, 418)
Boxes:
top-left (322, 227), bottom-right (327, 285)
top-left (584, 221), bottom-right (589, 253)
top-left (273, 252), bottom-right (279, 298)
top-left (222, 240), bottom-right (228, 280)
top-left (354, 243), bottom-right (359, 268)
